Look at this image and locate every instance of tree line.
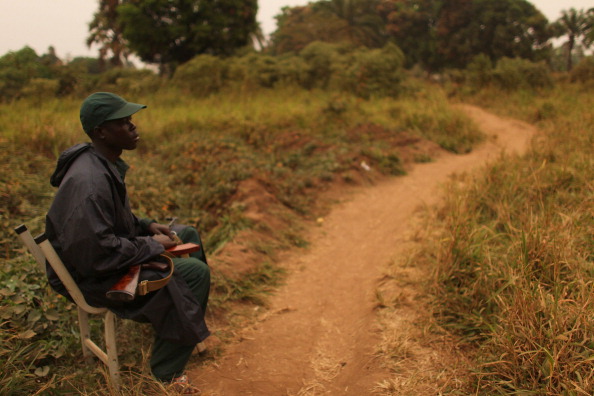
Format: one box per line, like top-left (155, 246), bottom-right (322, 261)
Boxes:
top-left (84, 0), bottom-right (593, 72)
top-left (270, 0), bottom-right (593, 71)
top-left (0, 0), bottom-right (593, 101)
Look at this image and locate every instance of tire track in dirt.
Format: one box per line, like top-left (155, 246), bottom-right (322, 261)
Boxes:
top-left (192, 105), bottom-right (536, 395)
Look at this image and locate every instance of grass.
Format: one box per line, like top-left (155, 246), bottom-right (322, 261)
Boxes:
top-left (414, 82), bottom-right (594, 394)
top-left (369, 80), bottom-right (594, 394)
top-left (0, 81), bottom-right (482, 393)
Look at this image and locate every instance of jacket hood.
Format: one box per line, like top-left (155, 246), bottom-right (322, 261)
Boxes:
top-left (50, 143), bottom-right (92, 187)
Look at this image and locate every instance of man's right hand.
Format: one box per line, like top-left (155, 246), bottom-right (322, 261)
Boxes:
top-left (152, 234), bottom-right (177, 249)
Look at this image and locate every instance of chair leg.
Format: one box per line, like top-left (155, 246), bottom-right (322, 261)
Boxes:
top-left (104, 311), bottom-right (121, 390)
top-left (77, 307), bottom-right (93, 360)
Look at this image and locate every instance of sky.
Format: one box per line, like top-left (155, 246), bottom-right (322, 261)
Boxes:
top-left (0, 0), bottom-right (592, 61)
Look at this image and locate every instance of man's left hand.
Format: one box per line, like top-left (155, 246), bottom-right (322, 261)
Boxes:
top-left (148, 222), bottom-right (172, 237)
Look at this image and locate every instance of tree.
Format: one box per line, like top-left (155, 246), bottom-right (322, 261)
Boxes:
top-left (117, 0), bottom-right (258, 74)
top-left (313, 0), bottom-right (387, 48)
top-left (269, 0), bottom-right (387, 55)
top-left (436, 0), bottom-right (551, 69)
top-left (87, 0), bottom-right (129, 69)
top-left (377, 0), bottom-right (442, 70)
top-left (270, 5), bottom-right (351, 54)
top-left (552, 8), bottom-right (594, 71)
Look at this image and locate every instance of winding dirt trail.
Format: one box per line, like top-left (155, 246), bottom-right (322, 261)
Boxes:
top-left (191, 105), bottom-right (537, 395)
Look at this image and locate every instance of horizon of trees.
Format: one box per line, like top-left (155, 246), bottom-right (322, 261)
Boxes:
top-left (0, 0), bottom-right (593, 102)
top-left (2, 1), bottom-right (592, 72)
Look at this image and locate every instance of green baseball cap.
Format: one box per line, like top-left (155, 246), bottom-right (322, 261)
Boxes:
top-left (80, 92), bottom-right (146, 134)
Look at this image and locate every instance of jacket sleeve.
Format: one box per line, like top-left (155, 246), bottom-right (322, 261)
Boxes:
top-left (53, 191), bottom-right (164, 278)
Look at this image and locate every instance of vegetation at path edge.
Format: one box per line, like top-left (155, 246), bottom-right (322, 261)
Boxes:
top-left (0, 81), bottom-right (479, 394)
top-left (422, 84), bottom-right (594, 393)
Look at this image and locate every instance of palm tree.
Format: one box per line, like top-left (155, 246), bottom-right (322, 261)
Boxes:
top-left (553, 8), bottom-right (594, 71)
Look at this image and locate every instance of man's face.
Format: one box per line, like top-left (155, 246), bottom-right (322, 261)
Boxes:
top-left (97, 116), bottom-right (140, 151)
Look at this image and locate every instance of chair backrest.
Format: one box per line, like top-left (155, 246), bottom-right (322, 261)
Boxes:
top-left (14, 224), bottom-right (46, 272)
top-left (15, 224), bottom-right (106, 315)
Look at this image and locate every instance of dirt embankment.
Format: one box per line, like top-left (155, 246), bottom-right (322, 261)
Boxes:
top-left (192, 105), bottom-right (537, 395)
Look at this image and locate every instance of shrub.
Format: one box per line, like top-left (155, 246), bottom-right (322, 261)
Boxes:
top-left (569, 56), bottom-right (594, 83)
top-left (274, 55), bottom-right (309, 88)
top-left (0, 47), bottom-right (50, 101)
top-left (491, 57), bottom-right (553, 90)
top-left (20, 78), bottom-right (59, 101)
top-left (172, 54), bottom-right (226, 96)
top-left (226, 53), bottom-right (280, 89)
top-left (299, 41), bottom-right (346, 89)
top-left (91, 67), bottom-right (158, 93)
top-left (342, 43), bottom-right (405, 98)
top-left (466, 53), bottom-right (493, 89)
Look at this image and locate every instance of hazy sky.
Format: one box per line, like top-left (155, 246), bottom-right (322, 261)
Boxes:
top-left (0, 0), bottom-right (592, 60)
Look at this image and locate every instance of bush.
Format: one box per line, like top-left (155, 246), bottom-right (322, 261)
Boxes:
top-left (491, 57), bottom-right (553, 90)
top-left (172, 54), bottom-right (226, 96)
top-left (90, 67), bottom-right (158, 94)
top-left (20, 78), bottom-right (59, 101)
top-left (569, 56), bottom-right (594, 83)
top-left (0, 47), bottom-right (50, 101)
top-left (226, 53), bottom-right (280, 89)
top-left (342, 43), bottom-right (405, 98)
top-left (466, 53), bottom-right (493, 89)
top-left (274, 55), bottom-right (309, 88)
top-left (299, 41), bottom-right (346, 89)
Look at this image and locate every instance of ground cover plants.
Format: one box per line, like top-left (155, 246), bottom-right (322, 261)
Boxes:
top-left (0, 80), bottom-right (481, 394)
top-left (420, 83), bottom-right (594, 394)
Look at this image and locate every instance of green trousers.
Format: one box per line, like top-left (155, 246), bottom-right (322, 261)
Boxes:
top-left (150, 226), bottom-right (210, 381)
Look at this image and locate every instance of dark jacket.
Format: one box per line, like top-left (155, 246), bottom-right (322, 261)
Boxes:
top-left (46, 143), bottom-right (208, 345)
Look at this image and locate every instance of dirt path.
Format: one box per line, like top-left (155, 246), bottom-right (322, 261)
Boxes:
top-left (191, 105), bottom-right (537, 395)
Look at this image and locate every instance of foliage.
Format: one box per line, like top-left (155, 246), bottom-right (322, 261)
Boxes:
top-left (272, 0), bottom-right (553, 71)
top-left (0, 47), bottom-right (51, 101)
top-left (171, 43), bottom-right (405, 98)
top-left (171, 54), bottom-right (225, 96)
top-left (436, 0), bottom-right (552, 69)
top-left (377, 0), bottom-right (440, 70)
top-left (87, 0), bottom-right (130, 69)
top-left (0, 46), bottom-right (156, 102)
top-left (269, 5), bottom-right (350, 55)
top-left (20, 78), bottom-right (60, 101)
top-left (0, 80), bottom-right (481, 393)
top-left (465, 53), bottom-right (494, 89)
top-left (117, 0), bottom-right (258, 73)
top-left (490, 57), bottom-right (553, 90)
top-left (226, 53), bottom-right (281, 89)
top-left (341, 43), bottom-right (405, 98)
top-left (269, 0), bottom-right (387, 55)
top-left (312, 0), bottom-right (387, 48)
top-left (428, 85), bottom-right (594, 393)
top-left (299, 41), bottom-right (348, 89)
top-left (0, 256), bottom-right (80, 394)
top-left (551, 8), bottom-right (594, 71)
top-left (569, 55), bottom-right (594, 83)
top-left (452, 56), bottom-right (553, 93)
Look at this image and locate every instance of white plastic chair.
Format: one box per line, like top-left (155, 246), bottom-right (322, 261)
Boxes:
top-left (14, 224), bottom-right (121, 390)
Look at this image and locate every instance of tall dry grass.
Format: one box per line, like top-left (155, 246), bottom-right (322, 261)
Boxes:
top-left (428, 83), bottom-right (594, 394)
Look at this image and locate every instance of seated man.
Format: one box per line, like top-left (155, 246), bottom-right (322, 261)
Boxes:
top-left (45, 92), bottom-right (209, 394)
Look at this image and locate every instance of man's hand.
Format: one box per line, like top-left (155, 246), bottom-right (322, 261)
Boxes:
top-left (148, 223), bottom-right (177, 249)
top-left (152, 233), bottom-right (177, 249)
top-left (148, 222), bottom-right (171, 236)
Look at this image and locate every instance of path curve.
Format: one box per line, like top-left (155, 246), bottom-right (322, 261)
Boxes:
top-left (192, 105), bottom-right (537, 395)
